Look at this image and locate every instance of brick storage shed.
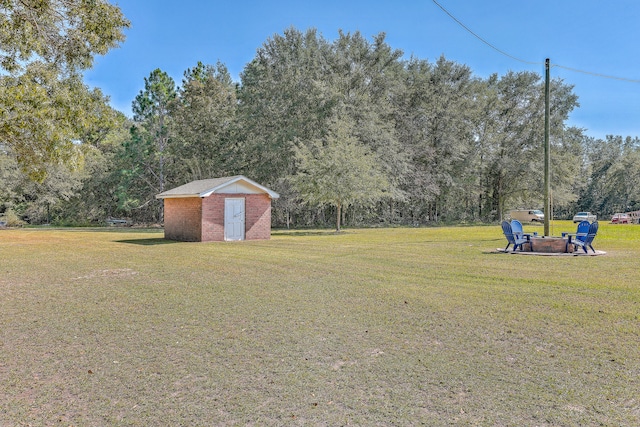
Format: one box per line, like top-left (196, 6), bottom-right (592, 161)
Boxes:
top-left (156, 176), bottom-right (280, 242)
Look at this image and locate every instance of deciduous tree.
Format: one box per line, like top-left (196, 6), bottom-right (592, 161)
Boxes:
top-left (238, 27), bottom-right (334, 184)
top-left (395, 56), bottom-right (477, 222)
top-left (0, 0), bottom-right (129, 179)
top-left (293, 116), bottom-right (389, 231)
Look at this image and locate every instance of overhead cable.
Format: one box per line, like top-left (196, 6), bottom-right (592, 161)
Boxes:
top-left (551, 64), bottom-right (640, 84)
top-left (432, 0), bottom-right (640, 83)
top-left (432, 0), bottom-right (542, 66)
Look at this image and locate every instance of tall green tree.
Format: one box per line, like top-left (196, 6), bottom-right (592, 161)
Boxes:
top-left (132, 68), bottom-right (177, 194)
top-left (0, 0), bottom-right (129, 179)
top-left (171, 61), bottom-right (237, 181)
top-left (480, 72), bottom-right (543, 220)
top-left (12, 157), bottom-right (86, 224)
top-left (395, 56), bottom-right (477, 222)
top-left (123, 69), bottom-right (176, 222)
top-left (58, 112), bottom-right (132, 224)
top-left (238, 27), bottom-right (334, 184)
top-left (0, 106), bottom-right (128, 224)
top-left (545, 126), bottom-right (584, 219)
top-left (579, 136), bottom-right (640, 216)
top-left (476, 71), bottom-right (578, 221)
top-left (237, 28), bottom-right (338, 227)
top-left (328, 31), bottom-right (408, 210)
top-left (0, 0), bottom-right (129, 73)
top-left (1, 65), bottom-right (123, 180)
top-left (293, 116), bottom-right (389, 231)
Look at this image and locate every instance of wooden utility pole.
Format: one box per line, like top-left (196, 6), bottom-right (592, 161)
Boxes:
top-left (544, 58), bottom-right (551, 236)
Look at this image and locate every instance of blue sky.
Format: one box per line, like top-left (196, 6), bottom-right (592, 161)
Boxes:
top-left (84, 0), bottom-right (640, 139)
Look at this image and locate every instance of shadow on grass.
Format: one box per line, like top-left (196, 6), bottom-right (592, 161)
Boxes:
top-left (116, 238), bottom-right (178, 246)
top-left (483, 250), bottom-right (509, 255)
top-left (22, 226), bottom-right (165, 234)
top-left (272, 230), bottom-right (346, 237)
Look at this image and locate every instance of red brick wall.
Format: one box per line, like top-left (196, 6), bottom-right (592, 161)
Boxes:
top-left (200, 193), bottom-right (273, 241)
top-left (245, 193), bottom-right (272, 240)
top-left (201, 194), bottom-right (226, 242)
top-left (163, 198), bottom-right (202, 241)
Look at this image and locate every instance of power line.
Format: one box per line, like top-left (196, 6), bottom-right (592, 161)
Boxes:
top-left (432, 0), bottom-right (640, 83)
top-left (551, 64), bottom-right (640, 84)
top-left (432, 0), bottom-right (542, 66)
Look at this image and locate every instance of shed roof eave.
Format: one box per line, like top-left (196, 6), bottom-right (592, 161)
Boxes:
top-left (199, 176), bottom-right (280, 199)
top-left (155, 194), bottom-right (200, 200)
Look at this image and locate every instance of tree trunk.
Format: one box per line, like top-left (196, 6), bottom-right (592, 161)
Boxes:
top-left (336, 202), bottom-right (342, 232)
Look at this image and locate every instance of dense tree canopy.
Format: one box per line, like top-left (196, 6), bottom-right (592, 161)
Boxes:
top-left (2, 25), bottom-right (639, 227)
top-left (0, 0), bottom-right (129, 180)
top-left (1, 0), bottom-right (128, 73)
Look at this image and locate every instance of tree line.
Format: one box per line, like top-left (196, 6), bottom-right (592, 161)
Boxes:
top-left (2, 26), bottom-right (639, 228)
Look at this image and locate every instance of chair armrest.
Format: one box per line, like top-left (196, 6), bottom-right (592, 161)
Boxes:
top-left (514, 232), bottom-right (531, 241)
top-left (564, 232), bottom-right (586, 238)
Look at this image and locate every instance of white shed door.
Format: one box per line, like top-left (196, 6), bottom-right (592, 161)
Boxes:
top-left (224, 198), bottom-right (245, 241)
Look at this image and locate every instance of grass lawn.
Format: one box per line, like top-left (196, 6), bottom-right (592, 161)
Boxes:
top-left (1, 222), bottom-right (638, 426)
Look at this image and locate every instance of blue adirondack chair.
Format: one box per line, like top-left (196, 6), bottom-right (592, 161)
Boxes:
top-left (569, 221), bottom-right (599, 253)
top-left (502, 220), bottom-right (531, 251)
top-left (564, 220), bottom-right (590, 252)
top-left (510, 219), bottom-right (532, 251)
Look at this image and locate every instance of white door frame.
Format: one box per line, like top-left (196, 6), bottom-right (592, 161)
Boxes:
top-left (224, 198), bottom-right (245, 241)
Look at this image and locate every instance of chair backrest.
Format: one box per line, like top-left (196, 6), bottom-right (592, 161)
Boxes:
top-left (575, 220), bottom-right (591, 242)
top-left (583, 221), bottom-right (599, 244)
top-left (510, 219), bottom-right (524, 239)
top-left (501, 220), bottom-right (515, 244)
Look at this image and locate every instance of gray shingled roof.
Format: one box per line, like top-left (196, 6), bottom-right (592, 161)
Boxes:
top-left (156, 175), bottom-right (279, 199)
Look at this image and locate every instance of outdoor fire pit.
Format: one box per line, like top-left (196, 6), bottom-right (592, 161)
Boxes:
top-left (528, 236), bottom-right (573, 253)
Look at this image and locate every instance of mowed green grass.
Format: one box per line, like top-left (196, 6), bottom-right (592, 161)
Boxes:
top-left (1, 222), bottom-right (638, 426)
